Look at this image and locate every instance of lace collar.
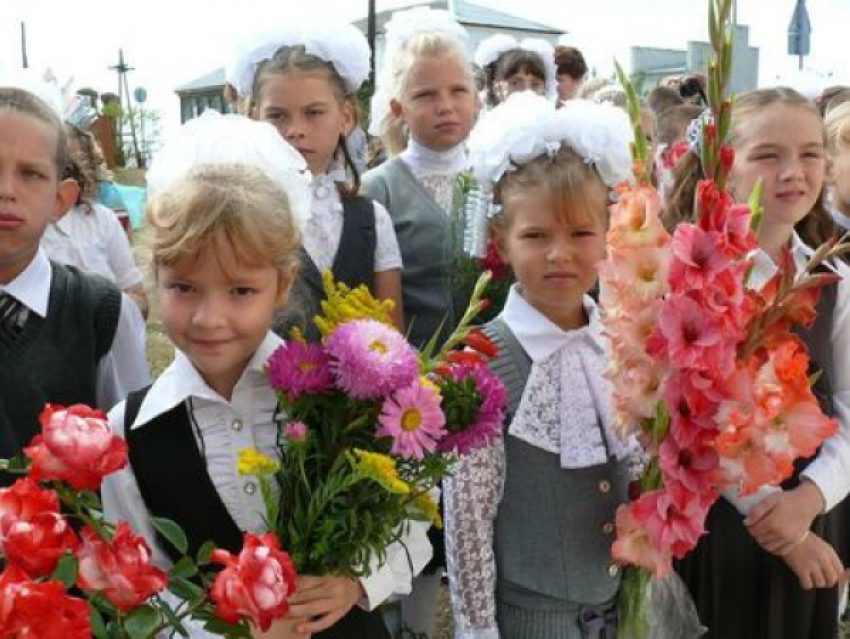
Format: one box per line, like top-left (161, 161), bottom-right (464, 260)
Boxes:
top-left (499, 285), bottom-right (629, 468)
top-left (400, 138), bottom-right (467, 176)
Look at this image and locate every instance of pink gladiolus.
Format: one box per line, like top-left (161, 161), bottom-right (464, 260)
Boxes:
top-left (649, 296), bottom-right (725, 371)
top-left (669, 225), bottom-right (730, 292)
top-left (611, 501), bottom-right (673, 579)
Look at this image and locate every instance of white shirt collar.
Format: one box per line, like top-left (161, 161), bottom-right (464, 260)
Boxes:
top-left (499, 284), bottom-right (604, 363)
top-left (830, 207), bottom-right (850, 232)
top-left (400, 138), bottom-right (468, 176)
top-left (131, 331), bottom-right (283, 430)
top-left (0, 249), bottom-right (51, 318)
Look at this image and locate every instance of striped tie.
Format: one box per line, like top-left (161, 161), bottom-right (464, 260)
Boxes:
top-left (0, 291), bottom-right (24, 340)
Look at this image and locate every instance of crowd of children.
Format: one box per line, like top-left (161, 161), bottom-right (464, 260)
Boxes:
top-left (2, 5), bottom-right (850, 639)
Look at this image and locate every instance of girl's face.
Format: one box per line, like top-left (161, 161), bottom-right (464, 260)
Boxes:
top-left (495, 69), bottom-right (546, 103)
top-left (391, 51), bottom-right (476, 152)
top-left (0, 111), bottom-right (75, 283)
top-left (729, 103), bottom-right (826, 230)
top-left (158, 244), bottom-right (293, 399)
top-left (828, 142), bottom-right (850, 215)
top-left (497, 184), bottom-right (607, 330)
top-left (253, 70), bottom-right (354, 175)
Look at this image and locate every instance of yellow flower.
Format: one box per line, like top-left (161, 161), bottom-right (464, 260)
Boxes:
top-left (238, 448), bottom-right (280, 477)
top-left (354, 449), bottom-right (409, 494)
top-left (414, 491), bottom-right (443, 529)
top-left (420, 376), bottom-right (441, 396)
top-left (315, 271), bottom-right (395, 337)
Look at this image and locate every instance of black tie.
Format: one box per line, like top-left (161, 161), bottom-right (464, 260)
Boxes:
top-left (0, 291), bottom-right (25, 340)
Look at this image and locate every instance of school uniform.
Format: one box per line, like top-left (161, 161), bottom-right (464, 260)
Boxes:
top-left (276, 167), bottom-right (402, 342)
top-left (362, 140), bottom-right (467, 350)
top-left (41, 201), bottom-right (145, 291)
top-left (102, 331), bottom-right (432, 639)
top-left (444, 285), bottom-right (632, 639)
top-left (0, 249), bottom-right (150, 477)
top-left (677, 233), bottom-right (850, 639)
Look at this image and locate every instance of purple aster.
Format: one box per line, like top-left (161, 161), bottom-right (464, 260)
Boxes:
top-left (324, 320), bottom-right (419, 400)
top-left (438, 363), bottom-right (506, 455)
top-left (267, 340), bottom-right (334, 400)
top-left (377, 380), bottom-right (447, 460)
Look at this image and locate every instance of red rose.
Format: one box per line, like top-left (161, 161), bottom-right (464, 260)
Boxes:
top-left (210, 533), bottom-right (297, 632)
top-left (76, 522), bottom-right (169, 611)
top-left (0, 479), bottom-right (79, 578)
top-left (0, 565), bottom-right (91, 638)
top-left (25, 403), bottom-right (128, 490)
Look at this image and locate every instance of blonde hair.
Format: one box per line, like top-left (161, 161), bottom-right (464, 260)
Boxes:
top-left (825, 101), bottom-right (850, 154)
top-left (147, 164), bottom-right (300, 276)
top-left (494, 145), bottom-right (609, 230)
top-left (664, 87), bottom-right (836, 248)
top-left (377, 31), bottom-right (473, 157)
top-left (0, 87), bottom-right (66, 173)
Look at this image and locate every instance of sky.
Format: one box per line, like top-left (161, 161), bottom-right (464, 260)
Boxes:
top-left (2, 0), bottom-right (848, 136)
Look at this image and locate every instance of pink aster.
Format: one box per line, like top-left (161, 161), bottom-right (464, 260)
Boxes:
top-left (267, 341), bottom-right (334, 400)
top-left (324, 320), bottom-right (419, 400)
top-left (437, 363), bottom-right (506, 455)
top-left (377, 381), bottom-right (446, 459)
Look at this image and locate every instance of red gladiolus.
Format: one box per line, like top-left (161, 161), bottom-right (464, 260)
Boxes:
top-left (0, 479), bottom-right (79, 578)
top-left (76, 523), bottom-right (168, 611)
top-left (719, 145), bottom-right (735, 175)
top-left (463, 330), bottom-right (499, 359)
top-left (25, 403), bottom-right (128, 490)
top-left (0, 565), bottom-right (91, 638)
top-left (446, 350), bottom-right (487, 367)
top-left (210, 533), bottom-right (297, 632)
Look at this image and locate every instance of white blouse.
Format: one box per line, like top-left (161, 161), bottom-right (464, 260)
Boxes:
top-left (302, 166), bottom-right (402, 273)
top-left (41, 201), bottom-right (144, 290)
top-left (399, 138), bottom-right (468, 214)
top-left (725, 233), bottom-right (850, 514)
top-left (444, 286), bottom-right (631, 639)
top-left (103, 332), bottom-right (432, 637)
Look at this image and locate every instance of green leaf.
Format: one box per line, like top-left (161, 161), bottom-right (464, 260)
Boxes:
top-left (151, 516), bottom-right (188, 555)
top-left (90, 606), bottom-right (109, 639)
top-left (157, 599), bottom-right (190, 638)
top-left (171, 556), bottom-right (198, 579)
top-left (196, 541), bottom-right (216, 566)
top-left (123, 605), bottom-right (160, 639)
top-left (748, 178), bottom-right (763, 234)
top-left (201, 617), bottom-right (252, 638)
top-left (51, 552), bottom-right (79, 589)
top-left (169, 575), bottom-right (204, 602)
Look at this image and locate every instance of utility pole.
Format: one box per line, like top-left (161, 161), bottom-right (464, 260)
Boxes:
top-left (20, 22), bottom-right (28, 69)
top-left (109, 50), bottom-right (145, 168)
top-left (367, 0), bottom-right (376, 87)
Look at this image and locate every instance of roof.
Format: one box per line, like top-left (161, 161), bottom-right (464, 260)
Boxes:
top-left (353, 0), bottom-right (562, 36)
top-left (176, 68), bottom-right (226, 93)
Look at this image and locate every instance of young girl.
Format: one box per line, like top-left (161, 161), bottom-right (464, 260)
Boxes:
top-left (669, 88), bottom-right (850, 639)
top-left (826, 101), bottom-right (850, 232)
top-left (225, 21), bottom-right (404, 339)
top-left (445, 92), bottom-right (635, 638)
top-left (0, 85), bottom-right (150, 470)
top-left (41, 136), bottom-right (149, 318)
top-left (101, 113), bottom-right (431, 639)
top-left (474, 34), bottom-right (557, 108)
top-left (362, 7), bottom-right (477, 350)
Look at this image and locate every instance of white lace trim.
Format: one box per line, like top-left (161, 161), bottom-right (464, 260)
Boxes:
top-left (444, 443), bottom-right (504, 637)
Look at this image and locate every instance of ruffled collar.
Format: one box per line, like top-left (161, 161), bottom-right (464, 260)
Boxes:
top-left (311, 163), bottom-right (348, 201)
top-left (499, 284), bottom-right (629, 469)
top-left (400, 138), bottom-right (468, 176)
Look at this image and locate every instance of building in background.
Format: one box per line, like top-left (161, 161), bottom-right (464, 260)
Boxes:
top-left (630, 23), bottom-right (759, 93)
top-left (174, 0), bottom-right (564, 123)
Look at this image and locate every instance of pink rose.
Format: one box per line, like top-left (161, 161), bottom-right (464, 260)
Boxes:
top-left (210, 533), bottom-right (298, 631)
top-left (25, 404), bottom-right (128, 491)
top-left (76, 522), bottom-right (168, 611)
top-left (285, 421), bottom-right (309, 443)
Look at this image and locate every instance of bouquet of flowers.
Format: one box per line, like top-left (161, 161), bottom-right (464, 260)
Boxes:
top-left (235, 272), bottom-right (505, 607)
top-left (0, 404), bottom-right (276, 638)
top-left (598, 1), bottom-right (849, 636)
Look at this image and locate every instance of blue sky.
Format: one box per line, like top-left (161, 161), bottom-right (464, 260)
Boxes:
top-left (1, 0), bottom-right (847, 132)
